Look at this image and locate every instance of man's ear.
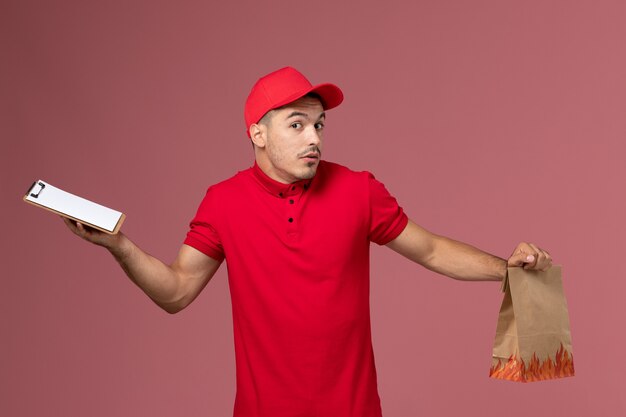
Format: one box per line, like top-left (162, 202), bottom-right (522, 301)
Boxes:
top-left (249, 123), bottom-right (267, 148)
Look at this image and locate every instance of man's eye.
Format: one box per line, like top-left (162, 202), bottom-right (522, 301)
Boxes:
top-left (314, 122), bottom-right (325, 130)
top-left (291, 122), bottom-right (302, 129)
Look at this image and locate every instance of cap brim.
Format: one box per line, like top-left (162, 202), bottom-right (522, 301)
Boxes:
top-left (267, 82), bottom-right (344, 113)
top-left (310, 83), bottom-right (344, 110)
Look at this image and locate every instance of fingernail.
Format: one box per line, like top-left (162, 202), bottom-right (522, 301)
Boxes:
top-left (526, 255), bottom-right (535, 262)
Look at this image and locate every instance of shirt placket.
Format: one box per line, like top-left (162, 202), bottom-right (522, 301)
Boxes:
top-left (280, 182), bottom-right (309, 240)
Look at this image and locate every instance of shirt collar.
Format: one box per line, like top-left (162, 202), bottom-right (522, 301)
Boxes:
top-left (252, 162), bottom-right (313, 198)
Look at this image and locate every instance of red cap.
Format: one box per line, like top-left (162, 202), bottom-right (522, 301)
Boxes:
top-left (244, 66), bottom-right (344, 137)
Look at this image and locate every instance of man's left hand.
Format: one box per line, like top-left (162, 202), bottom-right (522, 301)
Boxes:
top-left (507, 242), bottom-right (552, 271)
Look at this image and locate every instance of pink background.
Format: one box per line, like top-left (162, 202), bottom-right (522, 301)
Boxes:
top-left (2, 1), bottom-right (624, 416)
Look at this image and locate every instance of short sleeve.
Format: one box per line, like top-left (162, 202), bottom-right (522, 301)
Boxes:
top-left (184, 187), bottom-right (225, 262)
top-left (367, 173), bottom-right (409, 245)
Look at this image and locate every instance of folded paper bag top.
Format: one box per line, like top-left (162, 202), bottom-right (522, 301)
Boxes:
top-left (489, 265), bottom-right (575, 382)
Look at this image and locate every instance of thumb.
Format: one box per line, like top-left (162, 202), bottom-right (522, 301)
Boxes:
top-left (508, 252), bottom-right (535, 267)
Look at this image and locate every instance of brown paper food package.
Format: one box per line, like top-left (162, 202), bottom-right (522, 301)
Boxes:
top-left (489, 265), bottom-right (575, 382)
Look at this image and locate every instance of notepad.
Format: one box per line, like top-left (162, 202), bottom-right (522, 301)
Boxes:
top-left (24, 180), bottom-right (126, 234)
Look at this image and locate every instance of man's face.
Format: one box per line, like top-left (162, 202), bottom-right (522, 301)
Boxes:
top-left (255, 96), bottom-right (326, 184)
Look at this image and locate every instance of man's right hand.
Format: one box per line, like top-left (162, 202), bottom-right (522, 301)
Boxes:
top-left (62, 216), bottom-right (123, 250)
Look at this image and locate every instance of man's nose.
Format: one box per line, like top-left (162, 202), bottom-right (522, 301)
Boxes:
top-left (306, 126), bottom-right (321, 146)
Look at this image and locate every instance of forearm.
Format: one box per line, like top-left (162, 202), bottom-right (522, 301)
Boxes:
top-left (63, 217), bottom-right (218, 313)
top-left (427, 235), bottom-right (506, 281)
top-left (387, 221), bottom-right (507, 282)
top-left (106, 233), bottom-right (184, 307)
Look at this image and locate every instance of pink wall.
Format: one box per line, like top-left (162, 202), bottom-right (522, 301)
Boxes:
top-left (2, 1), bottom-right (624, 416)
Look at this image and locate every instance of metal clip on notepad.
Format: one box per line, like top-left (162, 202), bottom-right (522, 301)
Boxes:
top-left (28, 181), bottom-right (46, 198)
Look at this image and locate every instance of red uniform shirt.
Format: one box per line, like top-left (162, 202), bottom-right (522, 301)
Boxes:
top-left (184, 161), bottom-right (408, 417)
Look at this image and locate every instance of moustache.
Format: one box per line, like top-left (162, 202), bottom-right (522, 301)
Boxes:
top-left (298, 147), bottom-right (321, 158)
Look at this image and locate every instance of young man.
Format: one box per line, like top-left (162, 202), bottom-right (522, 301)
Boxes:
top-left (64, 67), bottom-right (551, 417)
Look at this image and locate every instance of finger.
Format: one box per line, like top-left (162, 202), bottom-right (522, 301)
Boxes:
top-left (62, 216), bottom-right (80, 234)
top-left (518, 243), bottom-right (552, 271)
top-left (64, 217), bottom-right (89, 238)
top-left (520, 243), bottom-right (539, 269)
top-left (508, 252), bottom-right (536, 267)
top-left (532, 245), bottom-right (552, 271)
top-left (513, 242), bottom-right (534, 256)
top-left (526, 243), bottom-right (550, 270)
top-left (75, 221), bottom-right (91, 238)
top-left (541, 249), bottom-right (553, 271)
top-left (528, 243), bottom-right (544, 260)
